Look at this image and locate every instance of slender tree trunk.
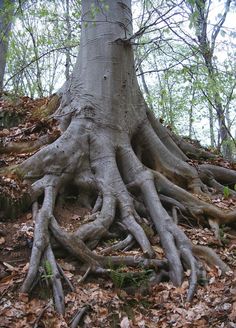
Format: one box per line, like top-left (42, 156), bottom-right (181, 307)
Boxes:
top-left (138, 63), bottom-right (154, 111)
top-left (191, 0), bottom-right (232, 158)
top-left (65, 0), bottom-right (72, 81)
top-left (0, 0), bottom-right (15, 92)
top-left (208, 103), bottom-right (215, 148)
top-left (27, 28), bottom-right (43, 97)
top-left (188, 89), bottom-right (194, 139)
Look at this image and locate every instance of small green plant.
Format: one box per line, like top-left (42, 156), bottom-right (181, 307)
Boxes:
top-left (223, 186), bottom-right (230, 199)
top-left (41, 260), bottom-right (53, 280)
top-left (110, 269), bottom-right (126, 289)
top-left (110, 267), bottom-right (153, 289)
top-left (197, 276), bottom-right (209, 286)
top-left (219, 225), bottom-right (228, 244)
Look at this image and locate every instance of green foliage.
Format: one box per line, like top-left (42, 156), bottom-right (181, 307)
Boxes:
top-left (41, 260), bottom-right (53, 280)
top-left (5, 0), bottom-right (82, 97)
top-left (219, 225), bottom-right (228, 244)
top-left (223, 186), bottom-right (230, 199)
top-left (134, 0), bottom-right (236, 148)
top-left (110, 268), bottom-right (126, 289)
top-left (110, 266), bottom-right (153, 289)
top-left (89, 2), bottom-right (100, 20)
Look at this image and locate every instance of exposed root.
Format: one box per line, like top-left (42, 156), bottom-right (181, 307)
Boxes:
top-left (77, 266), bottom-right (91, 284)
top-left (92, 193), bottom-right (102, 213)
top-left (0, 134), bottom-right (58, 154)
top-left (137, 120), bottom-right (205, 193)
top-left (208, 219), bottom-right (221, 241)
top-left (74, 194), bottom-right (116, 247)
top-left (192, 245), bottom-right (231, 273)
top-left (199, 165), bottom-right (236, 196)
top-left (159, 194), bottom-right (187, 213)
top-left (101, 234), bottom-right (134, 254)
top-left (57, 263), bottom-right (75, 292)
top-left (146, 109), bottom-right (187, 161)
top-left (49, 216), bottom-right (100, 265)
top-left (199, 164), bottom-right (236, 187)
top-left (170, 131), bottom-right (217, 160)
top-left (122, 214), bottom-right (155, 258)
top-left (118, 145), bottom-right (202, 293)
top-left (21, 185), bottom-right (56, 293)
top-left (44, 245), bottom-right (65, 314)
top-left (153, 170), bottom-right (236, 225)
top-left (17, 110), bottom-right (234, 316)
top-left (70, 305), bottom-right (90, 328)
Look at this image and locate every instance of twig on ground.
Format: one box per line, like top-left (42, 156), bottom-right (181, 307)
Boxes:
top-left (70, 305), bottom-right (90, 328)
top-left (77, 266), bottom-right (91, 284)
top-left (57, 263), bottom-right (75, 292)
top-left (33, 300), bottom-right (52, 328)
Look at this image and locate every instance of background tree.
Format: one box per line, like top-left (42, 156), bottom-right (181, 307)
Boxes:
top-left (134, 0), bottom-right (236, 157)
top-left (3, 0), bottom-right (81, 97)
top-left (0, 0), bottom-right (15, 92)
top-left (187, 0), bottom-right (234, 157)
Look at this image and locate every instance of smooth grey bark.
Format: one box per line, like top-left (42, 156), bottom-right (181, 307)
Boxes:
top-left (61, 0), bottom-right (146, 133)
top-left (0, 0), bottom-right (15, 92)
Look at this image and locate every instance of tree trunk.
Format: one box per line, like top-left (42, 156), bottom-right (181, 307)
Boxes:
top-left (0, 0), bottom-right (15, 92)
top-left (208, 103), bottom-right (215, 148)
top-left (65, 0), bottom-right (72, 81)
top-left (192, 0), bottom-right (232, 158)
top-left (11, 0), bottom-right (236, 315)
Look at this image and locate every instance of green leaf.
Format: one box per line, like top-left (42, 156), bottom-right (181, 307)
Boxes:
top-left (104, 4), bottom-right (109, 11)
top-left (223, 186), bottom-right (230, 199)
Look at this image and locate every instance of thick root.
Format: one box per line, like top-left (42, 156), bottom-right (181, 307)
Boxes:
top-left (18, 112), bottom-right (234, 315)
top-left (117, 145), bottom-right (203, 299)
top-left (192, 245), bottom-right (231, 273)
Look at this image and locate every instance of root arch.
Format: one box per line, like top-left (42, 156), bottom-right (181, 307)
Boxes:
top-left (16, 105), bottom-right (235, 313)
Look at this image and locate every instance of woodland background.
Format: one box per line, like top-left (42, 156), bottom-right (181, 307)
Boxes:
top-left (1, 0), bottom-right (236, 157)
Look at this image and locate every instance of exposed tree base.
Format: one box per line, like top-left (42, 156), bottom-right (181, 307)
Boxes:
top-left (10, 105), bottom-right (234, 314)
top-left (1, 94), bottom-right (235, 315)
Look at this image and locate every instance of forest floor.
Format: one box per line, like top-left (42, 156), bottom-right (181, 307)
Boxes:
top-left (0, 95), bottom-right (236, 328)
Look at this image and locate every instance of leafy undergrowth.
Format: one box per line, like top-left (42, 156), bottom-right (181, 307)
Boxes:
top-left (0, 95), bottom-right (236, 327)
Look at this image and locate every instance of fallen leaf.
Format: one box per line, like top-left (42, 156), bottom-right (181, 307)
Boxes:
top-left (120, 316), bottom-right (130, 328)
top-left (19, 293), bottom-right (29, 303)
top-left (0, 237), bottom-right (5, 244)
top-left (3, 262), bottom-right (16, 271)
top-left (229, 302), bottom-right (236, 321)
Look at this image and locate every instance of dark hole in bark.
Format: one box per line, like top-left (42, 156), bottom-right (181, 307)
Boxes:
top-left (141, 150), bottom-right (155, 170)
top-left (130, 134), bottom-right (155, 170)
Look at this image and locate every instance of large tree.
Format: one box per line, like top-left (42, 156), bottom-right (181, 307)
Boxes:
top-left (9, 0), bottom-right (236, 315)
